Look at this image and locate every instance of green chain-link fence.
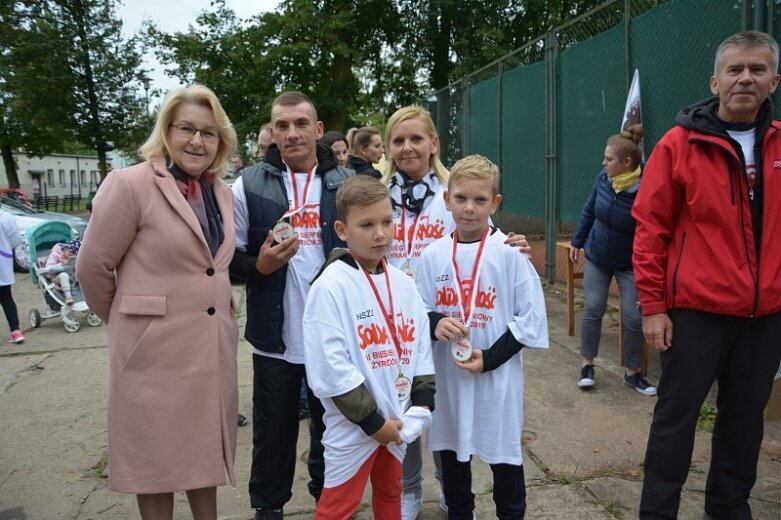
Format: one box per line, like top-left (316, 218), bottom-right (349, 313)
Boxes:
top-left (427, 0), bottom-right (763, 284)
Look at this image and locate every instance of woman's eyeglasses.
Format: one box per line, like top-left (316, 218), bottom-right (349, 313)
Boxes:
top-left (170, 122), bottom-right (220, 143)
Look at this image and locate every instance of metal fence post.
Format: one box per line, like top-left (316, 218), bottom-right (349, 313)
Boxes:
top-left (436, 87), bottom-right (450, 164)
top-left (462, 79), bottom-right (470, 159)
top-left (755, 0), bottom-right (767, 32)
top-left (544, 29), bottom-right (559, 285)
top-left (498, 60), bottom-right (504, 188)
top-left (625, 0), bottom-right (633, 89)
top-left (742, 0), bottom-right (753, 31)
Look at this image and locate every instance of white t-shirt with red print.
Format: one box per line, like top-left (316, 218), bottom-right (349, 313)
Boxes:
top-left (416, 228), bottom-right (549, 465)
top-left (273, 171), bottom-right (325, 364)
top-left (303, 259), bottom-right (435, 487)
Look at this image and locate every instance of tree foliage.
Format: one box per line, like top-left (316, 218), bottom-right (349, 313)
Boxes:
top-left (0, 0), bottom-right (146, 187)
top-left (149, 0), bottom-right (610, 156)
top-left (0, 0), bottom-right (74, 187)
top-left (49, 0), bottom-right (146, 176)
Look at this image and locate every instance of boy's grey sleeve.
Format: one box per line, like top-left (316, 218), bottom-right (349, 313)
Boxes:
top-left (332, 383), bottom-right (386, 436)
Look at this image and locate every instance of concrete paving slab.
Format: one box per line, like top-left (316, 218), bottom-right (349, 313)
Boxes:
top-left (1, 279), bottom-right (779, 520)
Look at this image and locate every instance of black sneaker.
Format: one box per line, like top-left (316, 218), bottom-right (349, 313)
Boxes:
top-left (238, 414), bottom-right (248, 427)
top-left (624, 372), bottom-right (657, 396)
top-left (255, 508), bottom-right (283, 520)
top-left (578, 364), bottom-right (596, 388)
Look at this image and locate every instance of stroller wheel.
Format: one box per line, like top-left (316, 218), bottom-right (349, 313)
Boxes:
top-left (86, 312), bottom-right (102, 327)
top-left (29, 308), bottom-right (41, 328)
top-left (63, 315), bottom-right (80, 333)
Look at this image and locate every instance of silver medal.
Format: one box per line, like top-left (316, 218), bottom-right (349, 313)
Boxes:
top-left (395, 374), bottom-right (412, 401)
top-left (272, 221), bottom-right (295, 243)
top-left (450, 337), bottom-right (473, 361)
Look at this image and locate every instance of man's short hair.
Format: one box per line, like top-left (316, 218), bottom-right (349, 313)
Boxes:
top-left (448, 154), bottom-right (500, 194)
top-left (258, 122), bottom-right (272, 134)
top-left (271, 91), bottom-right (318, 120)
top-left (715, 31), bottom-right (779, 75)
top-left (336, 175), bottom-right (391, 222)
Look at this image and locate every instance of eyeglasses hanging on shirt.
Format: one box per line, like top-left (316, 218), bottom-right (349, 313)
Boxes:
top-left (389, 172), bottom-right (437, 214)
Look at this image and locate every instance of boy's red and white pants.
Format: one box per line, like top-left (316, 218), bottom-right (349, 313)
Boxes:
top-left (314, 445), bottom-right (402, 520)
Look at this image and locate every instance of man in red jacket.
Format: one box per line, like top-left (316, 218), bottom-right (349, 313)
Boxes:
top-left (633, 31), bottom-right (781, 519)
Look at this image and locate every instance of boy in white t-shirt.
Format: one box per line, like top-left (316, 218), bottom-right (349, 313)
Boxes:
top-left (416, 155), bottom-right (549, 519)
top-left (303, 175), bottom-right (436, 520)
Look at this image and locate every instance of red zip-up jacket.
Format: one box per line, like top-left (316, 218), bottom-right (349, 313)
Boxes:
top-left (633, 98), bottom-right (781, 318)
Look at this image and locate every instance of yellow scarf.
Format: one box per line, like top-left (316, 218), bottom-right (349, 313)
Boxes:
top-left (611, 165), bottom-right (642, 193)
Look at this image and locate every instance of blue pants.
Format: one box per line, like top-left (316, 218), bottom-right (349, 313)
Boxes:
top-left (580, 259), bottom-right (644, 370)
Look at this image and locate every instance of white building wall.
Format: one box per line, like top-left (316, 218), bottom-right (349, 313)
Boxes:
top-left (0, 152), bottom-right (108, 198)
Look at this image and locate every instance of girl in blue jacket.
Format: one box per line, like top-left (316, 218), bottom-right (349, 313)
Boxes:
top-left (569, 125), bottom-right (656, 395)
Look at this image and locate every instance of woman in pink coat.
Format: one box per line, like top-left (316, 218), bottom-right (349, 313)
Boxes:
top-left (77, 85), bottom-right (239, 520)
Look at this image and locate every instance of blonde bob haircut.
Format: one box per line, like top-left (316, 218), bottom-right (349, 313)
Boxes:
top-left (449, 154), bottom-right (501, 194)
top-left (381, 105), bottom-right (449, 186)
top-left (139, 84), bottom-right (238, 178)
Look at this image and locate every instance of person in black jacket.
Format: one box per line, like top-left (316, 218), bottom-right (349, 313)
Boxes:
top-left (569, 125), bottom-right (656, 395)
top-left (347, 126), bottom-right (384, 179)
top-left (230, 91), bottom-right (354, 520)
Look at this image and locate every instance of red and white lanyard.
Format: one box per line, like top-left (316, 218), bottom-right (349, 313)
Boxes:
top-left (450, 227), bottom-right (489, 328)
top-left (362, 258), bottom-right (406, 373)
top-left (281, 163), bottom-right (316, 219)
top-left (399, 210), bottom-right (422, 260)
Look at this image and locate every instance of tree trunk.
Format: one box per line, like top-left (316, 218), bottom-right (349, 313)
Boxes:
top-left (97, 144), bottom-right (108, 179)
top-left (1, 143), bottom-right (20, 189)
top-left (328, 52), bottom-right (352, 132)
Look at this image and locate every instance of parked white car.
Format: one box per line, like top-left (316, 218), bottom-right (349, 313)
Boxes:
top-left (0, 197), bottom-right (88, 271)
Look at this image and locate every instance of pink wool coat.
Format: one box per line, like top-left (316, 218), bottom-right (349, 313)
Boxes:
top-left (76, 159), bottom-right (239, 494)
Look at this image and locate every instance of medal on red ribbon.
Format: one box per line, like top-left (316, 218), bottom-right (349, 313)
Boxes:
top-left (398, 209), bottom-right (421, 280)
top-left (362, 258), bottom-right (412, 402)
top-left (449, 227), bottom-right (490, 361)
top-left (273, 163), bottom-right (316, 243)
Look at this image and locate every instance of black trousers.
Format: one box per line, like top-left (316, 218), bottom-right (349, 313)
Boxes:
top-left (640, 309), bottom-right (781, 520)
top-left (0, 285), bottom-right (19, 331)
top-left (249, 354), bottom-right (325, 509)
top-left (439, 450), bottom-right (526, 520)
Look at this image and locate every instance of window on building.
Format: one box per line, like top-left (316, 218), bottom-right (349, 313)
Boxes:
top-left (90, 171), bottom-right (98, 190)
top-left (47, 169), bottom-right (54, 186)
top-left (70, 170), bottom-right (76, 187)
top-left (80, 170), bottom-right (86, 187)
top-left (59, 169), bottom-right (65, 186)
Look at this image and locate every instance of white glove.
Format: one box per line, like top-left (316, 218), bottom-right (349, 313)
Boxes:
top-left (399, 406), bottom-right (432, 444)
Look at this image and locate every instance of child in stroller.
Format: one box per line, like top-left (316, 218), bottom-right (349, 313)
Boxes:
top-left (27, 221), bottom-right (101, 333)
top-left (44, 239), bottom-right (80, 305)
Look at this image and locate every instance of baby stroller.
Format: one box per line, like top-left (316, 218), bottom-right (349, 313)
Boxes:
top-left (26, 221), bottom-right (102, 332)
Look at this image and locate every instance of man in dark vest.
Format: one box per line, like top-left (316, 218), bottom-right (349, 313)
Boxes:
top-left (230, 91), bottom-right (353, 520)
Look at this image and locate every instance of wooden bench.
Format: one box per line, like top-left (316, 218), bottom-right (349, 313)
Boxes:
top-left (35, 195), bottom-right (59, 211)
top-left (558, 240), bottom-right (648, 375)
top-left (60, 194), bottom-right (81, 211)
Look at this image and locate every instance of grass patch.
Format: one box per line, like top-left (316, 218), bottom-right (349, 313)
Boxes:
top-left (26, 361), bottom-right (45, 373)
top-left (88, 453), bottom-right (109, 479)
top-left (604, 500), bottom-right (621, 517)
top-left (698, 403), bottom-right (717, 433)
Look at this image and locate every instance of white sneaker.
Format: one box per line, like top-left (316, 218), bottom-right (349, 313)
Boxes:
top-left (401, 493), bottom-right (421, 520)
top-left (439, 488), bottom-right (448, 512)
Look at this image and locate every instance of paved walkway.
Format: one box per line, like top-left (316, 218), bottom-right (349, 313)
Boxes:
top-left (0, 274), bottom-right (779, 519)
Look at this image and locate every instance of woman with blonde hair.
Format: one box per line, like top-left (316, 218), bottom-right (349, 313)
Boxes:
top-left (383, 105), bottom-right (529, 519)
top-left (569, 124), bottom-right (655, 396)
top-left (77, 84), bottom-right (239, 520)
top-left (347, 126), bottom-right (384, 179)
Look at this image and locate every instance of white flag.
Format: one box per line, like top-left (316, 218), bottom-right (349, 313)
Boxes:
top-left (621, 69), bottom-right (644, 159)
